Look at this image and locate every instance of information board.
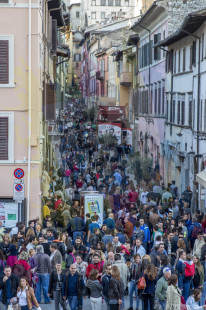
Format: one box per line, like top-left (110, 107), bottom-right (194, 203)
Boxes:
top-left (84, 194), bottom-right (104, 226)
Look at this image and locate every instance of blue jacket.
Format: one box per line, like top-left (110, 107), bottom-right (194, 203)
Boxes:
top-left (102, 273), bottom-right (111, 298)
top-left (103, 218), bottom-right (115, 230)
top-left (144, 274), bottom-right (156, 295)
top-left (140, 224), bottom-right (150, 242)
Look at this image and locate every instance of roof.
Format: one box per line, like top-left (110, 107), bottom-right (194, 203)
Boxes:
top-left (48, 0), bottom-right (65, 27)
top-left (131, 3), bottom-right (166, 34)
top-left (156, 9), bottom-right (206, 47)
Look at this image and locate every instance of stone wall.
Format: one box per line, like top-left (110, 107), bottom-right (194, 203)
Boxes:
top-left (158, 0), bottom-right (206, 34)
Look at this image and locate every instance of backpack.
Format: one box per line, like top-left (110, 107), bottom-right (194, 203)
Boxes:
top-left (65, 169), bottom-right (71, 177)
top-left (191, 224), bottom-right (202, 240)
top-left (184, 261), bottom-right (195, 277)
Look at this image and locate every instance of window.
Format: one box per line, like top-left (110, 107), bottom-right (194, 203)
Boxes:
top-left (189, 46), bottom-right (193, 70)
top-left (178, 50), bottom-right (181, 72)
top-left (0, 36), bottom-right (14, 87)
top-left (204, 100), bottom-right (206, 132)
top-left (140, 41), bottom-right (153, 68)
top-left (202, 33), bottom-right (204, 61)
top-left (101, 12), bottom-right (105, 19)
top-left (150, 84), bottom-right (153, 114)
top-left (162, 80), bottom-right (165, 114)
top-left (158, 82), bottom-right (161, 114)
top-left (181, 96), bottom-right (185, 125)
top-left (115, 0), bottom-right (121, 5)
top-left (183, 48), bottom-right (186, 72)
top-left (188, 95), bottom-right (193, 126)
top-left (107, 57), bottom-right (109, 71)
top-left (0, 0), bottom-right (9, 3)
top-left (166, 95), bottom-right (169, 121)
top-left (125, 0), bottom-right (129, 6)
top-left (74, 53), bottom-right (81, 61)
top-left (76, 11), bottom-right (80, 18)
top-left (177, 98), bottom-right (181, 124)
top-left (200, 99), bottom-right (203, 131)
top-left (0, 112), bottom-right (14, 162)
top-left (91, 12), bottom-right (96, 19)
top-left (172, 97), bottom-right (176, 123)
top-left (100, 0), bottom-right (106, 5)
top-left (174, 51), bottom-right (176, 73)
top-left (108, 0), bottom-right (113, 5)
top-left (154, 33), bottom-right (161, 61)
top-left (155, 84), bottom-right (157, 114)
top-left (92, 0), bottom-right (96, 5)
top-left (192, 41), bottom-right (196, 65)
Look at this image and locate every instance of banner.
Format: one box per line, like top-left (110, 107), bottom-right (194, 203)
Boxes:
top-left (0, 201), bottom-right (18, 227)
top-left (84, 194), bottom-right (104, 226)
top-left (98, 123), bottom-right (122, 145)
top-left (122, 128), bottom-right (133, 145)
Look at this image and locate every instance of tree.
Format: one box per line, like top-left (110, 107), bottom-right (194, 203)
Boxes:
top-left (129, 152), bottom-right (153, 182)
top-left (98, 134), bottom-right (117, 146)
top-left (88, 107), bottom-right (96, 121)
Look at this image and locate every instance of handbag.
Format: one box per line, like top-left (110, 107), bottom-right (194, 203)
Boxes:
top-left (137, 275), bottom-right (146, 290)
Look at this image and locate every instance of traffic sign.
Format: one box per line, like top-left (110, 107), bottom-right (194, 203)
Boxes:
top-left (13, 183), bottom-right (25, 202)
top-left (14, 179), bottom-right (24, 184)
top-left (14, 168), bottom-right (24, 179)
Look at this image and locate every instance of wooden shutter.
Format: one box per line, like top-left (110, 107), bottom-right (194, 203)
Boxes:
top-left (0, 40), bottom-right (9, 84)
top-left (0, 117), bottom-right (8, 160)
top-left (51, 19), bottom-right (57, 56)
top-left (0, 0), bottom-right (9, 2)
top-left (46, 83), bottom-right (56, 120)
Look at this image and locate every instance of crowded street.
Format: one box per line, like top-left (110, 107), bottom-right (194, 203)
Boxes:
top-left (2, 0), bottom-right (206, 310)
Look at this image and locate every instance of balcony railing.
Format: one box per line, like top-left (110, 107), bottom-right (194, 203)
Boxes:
top-left (120, 72), bottom-right (132, 87)
top-left (96, 70), bottom-right (105, 80)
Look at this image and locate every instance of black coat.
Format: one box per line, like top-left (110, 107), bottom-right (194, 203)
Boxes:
top-left (48, 271), bottom-right (65, 294)
top-left (0, 274), bottom-right (19, 305)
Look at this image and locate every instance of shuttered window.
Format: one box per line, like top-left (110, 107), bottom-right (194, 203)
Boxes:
top-left (0, 40), bottom-right (9, 84)
top-left (0, 0), bottom-right (9, 3)
top-left (0, 117), bottom-right (8, 160)
top-left (46, 83), bottom-right (56, 120)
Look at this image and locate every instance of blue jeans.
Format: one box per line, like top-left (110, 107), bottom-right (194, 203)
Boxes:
top-left (159, 300), bottom-right (166, 310)
top-left (129, 280), bottom-right (141, 309)
top-left (73, 231), bottom-right (83, 242)
top-left (5, 298), bottom-right (11, 310)
top-left (182, 280), bottom-right (190, 302)
top-left (21, 307), bottom-right (29, 310)
top-left (35, 273), bottom-right (50, 303)
top-left (104, 297), bottom-right (110, 310)
top-left (68, 296), bottom-right (78, 310)
top-left (201, 281), bottom-right (206, 305)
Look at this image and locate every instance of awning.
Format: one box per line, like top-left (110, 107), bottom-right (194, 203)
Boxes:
top-left (98, 106), bottom-right (126, 122)
top-left (196, 170), bottom-right (206, 188)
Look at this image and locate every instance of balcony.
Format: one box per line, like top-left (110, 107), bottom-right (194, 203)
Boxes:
top-left (120, 72), bottom-right (132, 87)
top-left (96, 70), bottom-right (105, 80)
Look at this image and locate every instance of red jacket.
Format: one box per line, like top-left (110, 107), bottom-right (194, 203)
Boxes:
top-left (128, 191), bottom-right (138, 202)
top-left (86, 262), bottom-right (102, 278)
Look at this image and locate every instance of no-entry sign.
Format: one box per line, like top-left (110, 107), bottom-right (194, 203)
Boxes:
top-left (14, 168), bottom-right (24, 179)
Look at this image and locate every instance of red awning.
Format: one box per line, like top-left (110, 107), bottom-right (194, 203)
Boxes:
top-left (98, 106), bottom-right (126, 122)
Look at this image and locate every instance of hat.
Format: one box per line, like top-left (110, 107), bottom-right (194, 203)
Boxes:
top-left (19, 251), bottom-right (29, 261)
top-left (163, 267), bottom-right (171, 275)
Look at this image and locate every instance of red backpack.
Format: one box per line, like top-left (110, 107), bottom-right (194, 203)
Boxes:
top-left (184, 261), bottom-right (195, 277)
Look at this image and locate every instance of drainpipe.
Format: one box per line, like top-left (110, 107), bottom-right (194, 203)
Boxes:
top-left (27, 0), bottom-right (32, 223)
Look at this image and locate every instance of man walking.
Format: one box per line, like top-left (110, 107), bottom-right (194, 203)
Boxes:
top-left (50, 243), bottom-right (62, 272)
top-left (155, 267), bottom-right (171, 310)
top-left (62, 264), bottom-right (84, 310)
top-left (67, 212), bottom-right (85, 241)
top-left (0, 265), bottom-right (19, 309)
top-left (33, 245), bottom-right (51, 304)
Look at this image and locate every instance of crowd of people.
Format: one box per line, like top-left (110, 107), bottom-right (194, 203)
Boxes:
top-left (1, 102), bottom-right (206, 310)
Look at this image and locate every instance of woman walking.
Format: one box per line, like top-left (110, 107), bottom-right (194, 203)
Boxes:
top-left (16, 277), bottom-right (40, 310)
top-left (87, 269), bottom-right (103, 310)
top-left (141, 263), bottom-right (157, 310)
top-left (166, 274), bottom-right (181, 310)
top-left (108, 265), bottom-right (124, 310)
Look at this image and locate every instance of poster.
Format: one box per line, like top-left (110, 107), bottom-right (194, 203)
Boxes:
top-left (84, 194), bottom-right (104, 226)
top-left (0, 201), bottom-right (18, 227)
top-left (98, 123), bottom-right (122, 145)
top-left (122, 128), bottom-right (133, 145)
